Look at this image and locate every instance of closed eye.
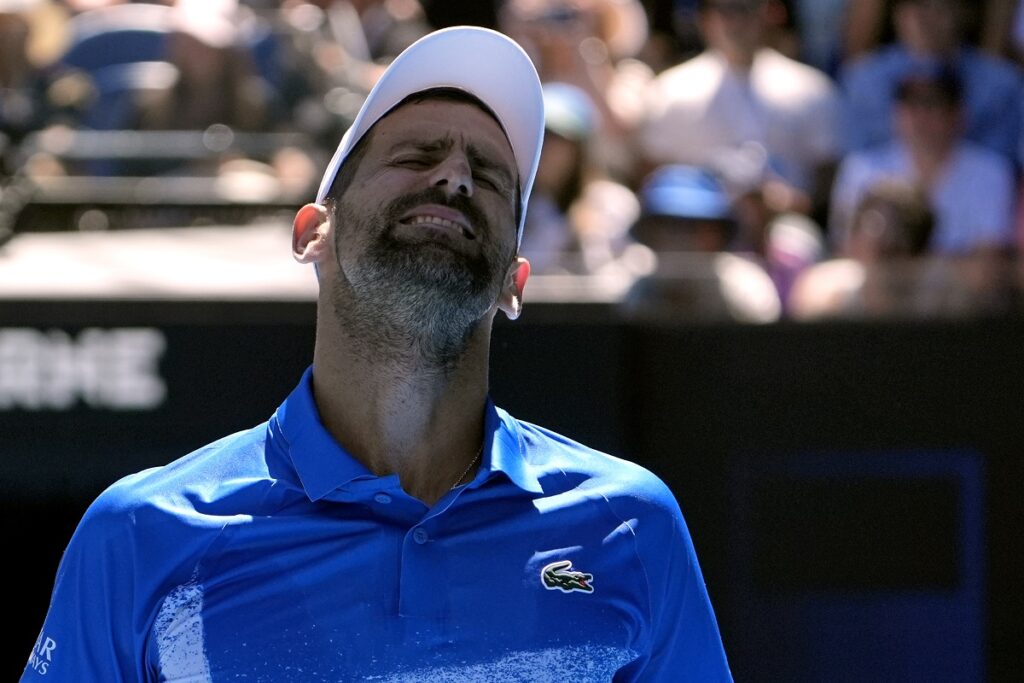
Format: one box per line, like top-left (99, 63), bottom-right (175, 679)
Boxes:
top-left (392, 155), bottom-right (434, 168)
top-left (474, 172), bottom-right (498, 190)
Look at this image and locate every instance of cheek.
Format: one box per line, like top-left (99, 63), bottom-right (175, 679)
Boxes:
top-left (489, 202), bottom-right (520, 257)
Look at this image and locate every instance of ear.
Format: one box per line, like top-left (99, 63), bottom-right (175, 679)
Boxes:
top-left (497, 257), bottom-right (531, 320)
top-left (292, 203), bottom-right (332, 265)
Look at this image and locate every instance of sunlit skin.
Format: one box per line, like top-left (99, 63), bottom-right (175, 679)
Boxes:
top-left (291, 100), bottom-right (531, 506)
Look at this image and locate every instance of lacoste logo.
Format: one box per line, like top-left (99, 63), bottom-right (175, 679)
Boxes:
top-left (541, 560), bottom-right (594, 594)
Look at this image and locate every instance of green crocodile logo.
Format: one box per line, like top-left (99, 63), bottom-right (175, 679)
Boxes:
top-left (541, 560), bottom-right (594, 594)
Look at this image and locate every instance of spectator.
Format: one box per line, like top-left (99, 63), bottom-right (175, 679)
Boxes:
top-left (841, 0), bottom-right (1022, 164)
top-left (136, 0), bottom-right (270, 132)
top-left (0, 0), bottom-right (58, 146)
top-left (520, 82), bottom-right (639, 274)
top-left (631, 165), bottom-right (737, 252)
top-left (637, 0), bottom-right (842, 217)
top-left (272, 0), bottom-right (431, 143)
top-left (500, 0), bottom-right (654, 181)
top-left (792, 178), bottom-right (1022, 318)
top-left (621, 164), bottom-right (782, 323)
top-left (830, 66), bottom-right (1016, 255)
top-left (790, 179), bottom-right (940, 318)
top-left (709, 143), bottom-right (825, 305)
top-left (287, 0), bottom-right (430, 91)
top-left (841, 179), bottom-right (934, 263)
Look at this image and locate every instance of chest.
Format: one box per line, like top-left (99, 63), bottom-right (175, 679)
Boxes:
top-left (149, 498), bottom-right (647, 681)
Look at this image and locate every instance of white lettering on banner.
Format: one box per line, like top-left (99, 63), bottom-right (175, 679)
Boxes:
top-left (0, 328), bottom-right (167, 411)
top-left (26, 632), bottom-right (57, 675)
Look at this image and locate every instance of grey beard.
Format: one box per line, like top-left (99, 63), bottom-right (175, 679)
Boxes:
top-left (330, 203), bottom-right (507, 371)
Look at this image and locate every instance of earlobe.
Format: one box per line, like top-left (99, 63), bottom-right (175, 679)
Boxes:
top-left (292, 203), bottom-right (331, 265)
top-left (498, 257), bottom-right (531, 320)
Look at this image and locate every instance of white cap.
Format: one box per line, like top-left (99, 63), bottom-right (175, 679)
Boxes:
top-left (315, 26), bottom-right (545, 244)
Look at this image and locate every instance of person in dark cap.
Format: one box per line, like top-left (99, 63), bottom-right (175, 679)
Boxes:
top-left (831, 65), bottom-right (1015, 255)
top-left (841, 0), bottom-right (1023, 164)
top-left (622, 164), bottom-right (781, 323)
top-left (631, 164), bottom-right (737, 253)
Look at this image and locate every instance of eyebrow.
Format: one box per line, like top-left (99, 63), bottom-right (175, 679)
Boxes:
top-left (388, 135), bottom-right (516, 190)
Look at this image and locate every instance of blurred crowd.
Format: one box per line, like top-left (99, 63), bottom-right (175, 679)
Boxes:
top-left (4, 0), bottom-right (1024, 321)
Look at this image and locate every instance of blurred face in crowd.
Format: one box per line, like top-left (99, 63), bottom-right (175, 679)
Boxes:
top-left (894, 0), bottom-right (962, 56)
top-left (893, 81), bottom-right (962, 154)
top-left (846, 200), bottom-right (913, 263)
top-left (320, 98), bottom-right (524, 359)
top-left (501, 0), bottom-right (602, 78)
top-left (699, 0), bottom-right (766, 63)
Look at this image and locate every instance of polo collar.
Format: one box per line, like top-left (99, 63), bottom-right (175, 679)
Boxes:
top-left (484, 400), bottom-right (544, 495)
top-left (273, 366), bottom-right (374, 501)
top-left (272, 367), bottom-right (543, 501)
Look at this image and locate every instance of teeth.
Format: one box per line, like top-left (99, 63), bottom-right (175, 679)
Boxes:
top-left (410, 215), bottom-right (463, 232)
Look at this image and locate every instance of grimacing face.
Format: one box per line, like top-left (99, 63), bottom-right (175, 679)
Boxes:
top-left (323, 99), bottom-right (523, 360)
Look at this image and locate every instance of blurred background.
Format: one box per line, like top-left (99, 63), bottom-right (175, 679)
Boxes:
top-left (3, 0), bottom-right (1024, 680)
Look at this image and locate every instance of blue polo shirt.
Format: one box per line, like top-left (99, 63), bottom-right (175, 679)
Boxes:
top-left (24, 368), bottom-right (730, 682)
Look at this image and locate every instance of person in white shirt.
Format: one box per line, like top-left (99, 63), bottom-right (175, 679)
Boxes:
top-left (637, 0), bottom-right (842, 216)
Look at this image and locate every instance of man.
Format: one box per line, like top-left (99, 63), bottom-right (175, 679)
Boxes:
top-left (830, 67), bottom-right (1015, 255)
top-left (637, 0), bottom-right (842, 217)
top-left (841, 0), bottom-right (1022, 165)
top-left (23, 27), bottom-right (731, 681)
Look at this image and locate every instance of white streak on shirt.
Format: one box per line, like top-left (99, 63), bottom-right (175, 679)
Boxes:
top-left (375, 645), bottom-right (635, 683)
top-left (154, 579), bottom-right (213, 682)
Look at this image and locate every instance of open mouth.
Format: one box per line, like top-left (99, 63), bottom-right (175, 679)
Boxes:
top-left (399, 209), bottom-right (475, 240)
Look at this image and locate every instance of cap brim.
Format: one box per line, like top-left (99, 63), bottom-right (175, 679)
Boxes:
top-left (315, 26), bottom-right (545, 243)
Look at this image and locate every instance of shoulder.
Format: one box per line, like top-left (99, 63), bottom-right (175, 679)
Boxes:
top-left (649, 51), bottom-right (721, 101)
top-left (962, 48), bottom-right (1022, 89)
top-left (841, 45), bottom-right (904, 83)
top-left (654, 51), bottom-right (719, 82)
top-left (756, 48), bottom-right (838, 96)
top-left (82, 424), bottom-right (273, 538)
top-left (516, 420), bottom-right (682, 523)
top-left (954, 141), bottom-right (1014, 172)
top-left (840, 141), bottom-right (903, 172)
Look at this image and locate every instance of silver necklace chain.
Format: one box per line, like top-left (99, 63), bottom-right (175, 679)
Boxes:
top-left (451, 444), bottom-right (483, 490)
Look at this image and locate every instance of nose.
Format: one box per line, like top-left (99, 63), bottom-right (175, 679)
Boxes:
top-left (429, 152), bottom-right (473, 198)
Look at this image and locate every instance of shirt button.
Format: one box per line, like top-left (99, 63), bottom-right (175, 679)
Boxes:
top-left (412, 527), bottom-right (429, 545)
top-left (374, 493), bottom-right (392, 504)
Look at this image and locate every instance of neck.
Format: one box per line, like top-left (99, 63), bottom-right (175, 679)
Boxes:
top-left (310, 299), bottom-right (493, 506)
top-left (715, 45), bottom-right (758, 71)
top-left (905, 42), bottom-right (958, 61)
top-left (908, 142), bottom-right (953, 186)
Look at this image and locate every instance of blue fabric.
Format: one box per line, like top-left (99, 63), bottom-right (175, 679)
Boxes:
top-left (840, 45), bottom-right (1023, 164)
top-left (23, 367), bottom-right (731, 682)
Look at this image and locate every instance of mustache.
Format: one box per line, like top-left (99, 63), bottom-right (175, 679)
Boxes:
top-left (382, 187), bottom-right (490, 239)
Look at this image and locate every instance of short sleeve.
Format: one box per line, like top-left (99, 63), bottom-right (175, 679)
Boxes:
top-left (21, 489), bottom-right (146, 682)
top-left (610, 477), bottom-right (732, 682)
